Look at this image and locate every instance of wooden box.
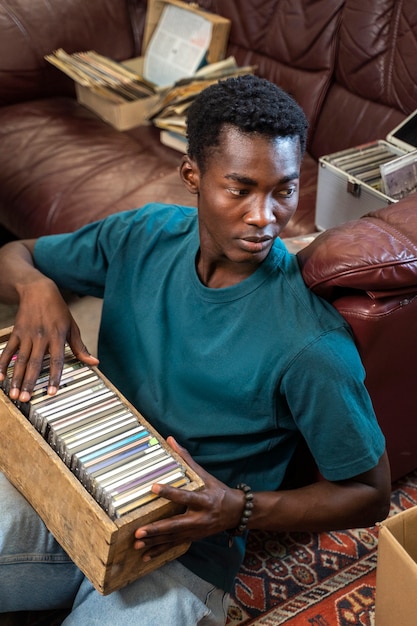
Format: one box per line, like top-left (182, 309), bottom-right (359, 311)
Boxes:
top-left (0, 327), bottom-right (204, 595)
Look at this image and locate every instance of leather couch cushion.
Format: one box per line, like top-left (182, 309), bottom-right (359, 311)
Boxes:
top-left (310, 0), bottom-right (417, 160)
top-left (205, 0), bottom-right (344, 137)
top-left (297, 196), bottom-right (417, 299)
top-left (336, 0), bottom-right (417, 112)
top-left (0, 98), bottom-right (195, 237)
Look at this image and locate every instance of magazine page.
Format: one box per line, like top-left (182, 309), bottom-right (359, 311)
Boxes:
top-left (144, 4), bottom-right (212, 87)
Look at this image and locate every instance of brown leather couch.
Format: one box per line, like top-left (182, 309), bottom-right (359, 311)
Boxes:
top-left (0, 0), bottom-right (415, 240)
top-left (0, 0), bottom-right (416, 483)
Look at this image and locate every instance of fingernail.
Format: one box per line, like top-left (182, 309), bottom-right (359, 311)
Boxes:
top-left (135, 529), bottom-right (147, 539)
top-left (19, 391), bottom-right (30, 403)
top-left (9, 388), bottom-right (19, 400)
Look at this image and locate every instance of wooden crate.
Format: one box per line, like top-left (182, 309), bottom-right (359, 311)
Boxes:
top-left (0, 326), bottom-right (204, 595)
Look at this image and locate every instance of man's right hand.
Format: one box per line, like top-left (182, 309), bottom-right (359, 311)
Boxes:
top-left (0, 240), bottom-right (98, 403)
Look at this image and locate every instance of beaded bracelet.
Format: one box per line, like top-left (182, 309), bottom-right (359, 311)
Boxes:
top-left (228, 483), bottom-right (254, 547)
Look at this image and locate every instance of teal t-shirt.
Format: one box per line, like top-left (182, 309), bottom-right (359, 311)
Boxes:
top-left (34, 203), bottom-right (385, 591)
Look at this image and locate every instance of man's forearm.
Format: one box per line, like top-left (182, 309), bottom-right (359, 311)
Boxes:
top-left (0, 239), bottom-right (42, 303)
top-left (249, 452), bottom-right (391, 533)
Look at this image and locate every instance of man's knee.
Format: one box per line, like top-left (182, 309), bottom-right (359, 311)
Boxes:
top-left (0, 472), bottom-right (52, 555)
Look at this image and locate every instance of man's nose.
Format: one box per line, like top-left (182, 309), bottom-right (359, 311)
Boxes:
top-left (245, 196), bottom-right (276, 227)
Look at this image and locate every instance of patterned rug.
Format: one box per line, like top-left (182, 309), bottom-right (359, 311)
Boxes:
top-left (227, 469), bottom-right (417, 625)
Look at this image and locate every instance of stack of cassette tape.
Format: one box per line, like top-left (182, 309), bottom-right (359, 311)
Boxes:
top-left (315, 140), bottom-right (405, 230)
top-left (315, 109), bottom-right (417, 230)
top-left (324, 142), bottom-right (402, 192)
top-left (0, 341), bottom-right (189, 520)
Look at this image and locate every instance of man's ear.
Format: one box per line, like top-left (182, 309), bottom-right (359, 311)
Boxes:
top-left (180, 155), bottom-right (200, 195)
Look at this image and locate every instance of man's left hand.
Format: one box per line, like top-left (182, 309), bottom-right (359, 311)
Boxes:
top-left (133, 436), bottom-right (245, 561)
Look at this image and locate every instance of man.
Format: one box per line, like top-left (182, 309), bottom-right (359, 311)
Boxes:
top-left (0, 75), bottom-right (390, 625)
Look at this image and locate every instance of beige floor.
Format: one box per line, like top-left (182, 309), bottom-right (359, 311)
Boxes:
top-left (0, 294), bottom-right (102, 357)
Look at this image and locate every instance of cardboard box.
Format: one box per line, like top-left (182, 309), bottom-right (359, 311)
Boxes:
top-left (0, 326), bottom-right (204, 595)
top-left (76, 57), bottom-right (161, 131)
top-left (143, 0), bottom-right (231, 66)
top-left (315, 110), bottom-right (417, 230)
top-left (375, 506), bottom-right (417, 625)
top-left (76, 0), bottom-right (231, 131)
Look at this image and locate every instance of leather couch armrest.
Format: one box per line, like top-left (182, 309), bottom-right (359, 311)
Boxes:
top-left (297, 195), bottom-right (417, 301)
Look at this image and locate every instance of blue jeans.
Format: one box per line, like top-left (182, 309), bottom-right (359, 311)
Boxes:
top-left (0, 473), bottom-right (229, 625)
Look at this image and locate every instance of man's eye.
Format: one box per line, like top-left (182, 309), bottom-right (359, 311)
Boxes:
top-left (278, 187), bottom-right (297, 198)
top-left (228, 188), bottom-right (249, 196)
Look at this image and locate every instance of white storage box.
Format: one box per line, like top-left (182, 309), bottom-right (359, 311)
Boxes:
top-left (315, 110), bottom-right (417, 230)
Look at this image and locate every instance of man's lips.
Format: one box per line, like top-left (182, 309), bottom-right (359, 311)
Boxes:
top-left (239, 235), bottom-right (274, 252)
top-left (242, 236), bottom-right (273, 243)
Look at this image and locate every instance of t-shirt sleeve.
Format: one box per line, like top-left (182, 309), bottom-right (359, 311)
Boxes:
top-left (33, 208), bottom-right (145, 297)
top-left (280, 326), bottom-right (386, 481)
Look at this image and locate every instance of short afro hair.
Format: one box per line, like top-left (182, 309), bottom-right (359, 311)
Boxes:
top-left (186, 74), bottom-right (309, 172)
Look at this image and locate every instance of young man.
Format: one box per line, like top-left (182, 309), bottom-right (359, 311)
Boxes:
top-left (0, 75), bottom-right (390, 625)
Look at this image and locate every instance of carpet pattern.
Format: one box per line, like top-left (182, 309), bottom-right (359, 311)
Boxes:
top-left (227, 469), bottom-right (417, 625)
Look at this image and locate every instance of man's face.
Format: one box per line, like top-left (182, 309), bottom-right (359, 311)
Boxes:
top-left (186, 126), bottom-right (301, 286)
